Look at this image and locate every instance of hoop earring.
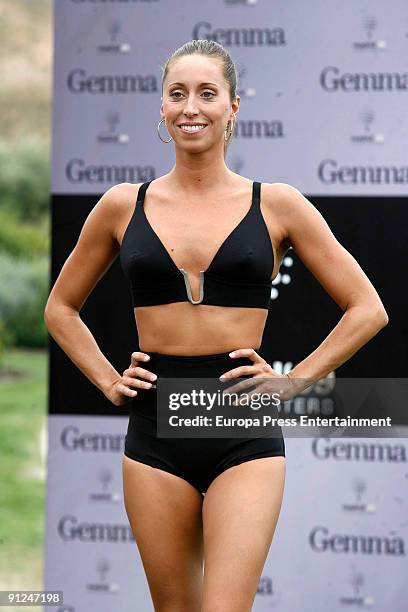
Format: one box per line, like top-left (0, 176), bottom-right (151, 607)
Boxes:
top-left (224, 117), bottom-right (235, 142)
top-left (157, 118), bottom-right (173, 143)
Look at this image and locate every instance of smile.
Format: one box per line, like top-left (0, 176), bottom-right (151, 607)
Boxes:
top-left (178, 124), bottom-right (208, 134)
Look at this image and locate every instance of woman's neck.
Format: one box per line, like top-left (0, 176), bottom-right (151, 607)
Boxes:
top-left (167, 150), bottom-right (234, 193)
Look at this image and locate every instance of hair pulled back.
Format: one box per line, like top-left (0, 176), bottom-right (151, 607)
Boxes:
top-left (161, 39), bottom-right (238, 156)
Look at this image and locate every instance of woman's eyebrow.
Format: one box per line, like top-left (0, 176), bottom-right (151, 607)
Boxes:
top-left (168, 81), bottom-right (219, 88)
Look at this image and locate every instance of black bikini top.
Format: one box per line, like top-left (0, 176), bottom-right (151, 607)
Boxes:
top-left (120, 180), bottom-right (274, 309)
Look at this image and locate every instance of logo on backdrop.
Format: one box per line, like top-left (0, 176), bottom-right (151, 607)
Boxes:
top-left (227, 116), bottom-right (283, 138)
top-left (233, 118), bottom-right (284, 139)
top-left (225, 0), bottom-right (259, 6)
top-left (71, 0), bottom-right (158, 3)
top-left (338, 565), bottom-right (375, 607)
top-left (353, 14), bottom-right (387, 50)
top-left (192, 22), bottom-right (286, 47)
top-left (87, 559), bottom-right (119, 593)
top-left (89, 467), bottom-right (122, 503)
top-left (237, 65), bottom-right (256, 98)
top-left (61, 425), bottom-right (125, 452)
top-left (312, 439), bottom-right (407, 462)
top-left (97, 110), bottom-right (130, 144)
top-left (318, 158), bottom-right (408, 185)
top-left (257, 575), bottom-right (282, 607)
top-left (58, 515), bottom-right (135, 542)
top-left (65, 159), bottom-right (156, 185)
top-left (350, 108), bottom-right (385, 144)
top-left (342, 477), bottom-right (377, 514)
top-left (309, 526), bottom-right (405, 556)
top-left (320, 66), bottom-right (406, 92)
top-left (98, 19), bottom-right (131, 54)
top-left (67, 69), bottom-right (157, 94)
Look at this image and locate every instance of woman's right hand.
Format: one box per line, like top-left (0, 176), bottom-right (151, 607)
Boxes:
top-left (106, 351), bottom-right (157, 406)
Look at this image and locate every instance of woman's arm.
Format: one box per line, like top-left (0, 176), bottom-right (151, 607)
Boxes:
top-left (44, 182), bottom-right (140, 402)
top-left (272, 183), bottom-right (389, 381)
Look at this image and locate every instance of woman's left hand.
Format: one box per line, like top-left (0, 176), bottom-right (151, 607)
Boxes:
top-left (219, 347), bottom-right (303, 403)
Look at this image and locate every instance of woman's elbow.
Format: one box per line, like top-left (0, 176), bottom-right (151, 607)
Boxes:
top-left (372, 304), bottom-right (389, 330)
top-left (43, 297), bottom-right (74, 328)
top-left (351, 300), bottom-right (389, 332)
top-left (44, 301), bottom-right (56, 329)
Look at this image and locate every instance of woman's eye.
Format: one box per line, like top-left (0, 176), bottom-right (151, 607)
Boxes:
top-left (169, 91), bottom-right (215, 99)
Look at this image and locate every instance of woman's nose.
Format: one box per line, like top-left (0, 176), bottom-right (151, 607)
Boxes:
top-left (183, 95), bottom-right (199, 114)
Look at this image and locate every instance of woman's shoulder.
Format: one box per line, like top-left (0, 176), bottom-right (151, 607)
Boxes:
top-left (103, 181), bottom-right (144, 201)
top-left (95, 182), bottom-right (145, 246)
top-left (259, 182), bottom-right (310, 250)
top-left (99, 181), bottom-right (149, 214)
top-left (260, 181), bottom-right (308, 215)
top-left (261, 180), bottom-right (302, 197)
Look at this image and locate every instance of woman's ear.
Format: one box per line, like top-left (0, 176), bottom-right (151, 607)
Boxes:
top-left (232, 94), bottom-right (240, 116)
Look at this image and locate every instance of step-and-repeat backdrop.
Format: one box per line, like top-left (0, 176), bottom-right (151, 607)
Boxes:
top-left (45, 1), bottom-right (408, 610)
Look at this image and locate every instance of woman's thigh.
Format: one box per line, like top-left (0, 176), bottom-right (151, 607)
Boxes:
top-left (122, 456), bottom-right (204, 611)
top-left (201, 456), bottom-right (286, 612)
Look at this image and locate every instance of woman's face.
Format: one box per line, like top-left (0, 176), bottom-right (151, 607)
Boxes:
top-left (161, 54), bottom-right (239, 150)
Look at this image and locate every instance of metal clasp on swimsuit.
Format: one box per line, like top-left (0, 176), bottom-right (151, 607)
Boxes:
top-left (179, 269), bottom-right (204, 304)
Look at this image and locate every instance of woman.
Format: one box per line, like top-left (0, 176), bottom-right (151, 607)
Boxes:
top-left (44, 40), bottom-right (388, 612)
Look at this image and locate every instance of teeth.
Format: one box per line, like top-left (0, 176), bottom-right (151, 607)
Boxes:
top-left (180, 124), bottom-right (206, 132)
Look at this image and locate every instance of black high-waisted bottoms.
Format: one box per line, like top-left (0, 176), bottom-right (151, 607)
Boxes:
top-left (124, 351), bottom-right (285, 496)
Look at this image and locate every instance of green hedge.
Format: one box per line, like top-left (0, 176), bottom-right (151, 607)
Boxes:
top-left (0, 253), bottom-right (49, 348)
top-left (0, 136), bottom-right (50, 222)
top-left (0, 211), bottom-right (49, 259)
